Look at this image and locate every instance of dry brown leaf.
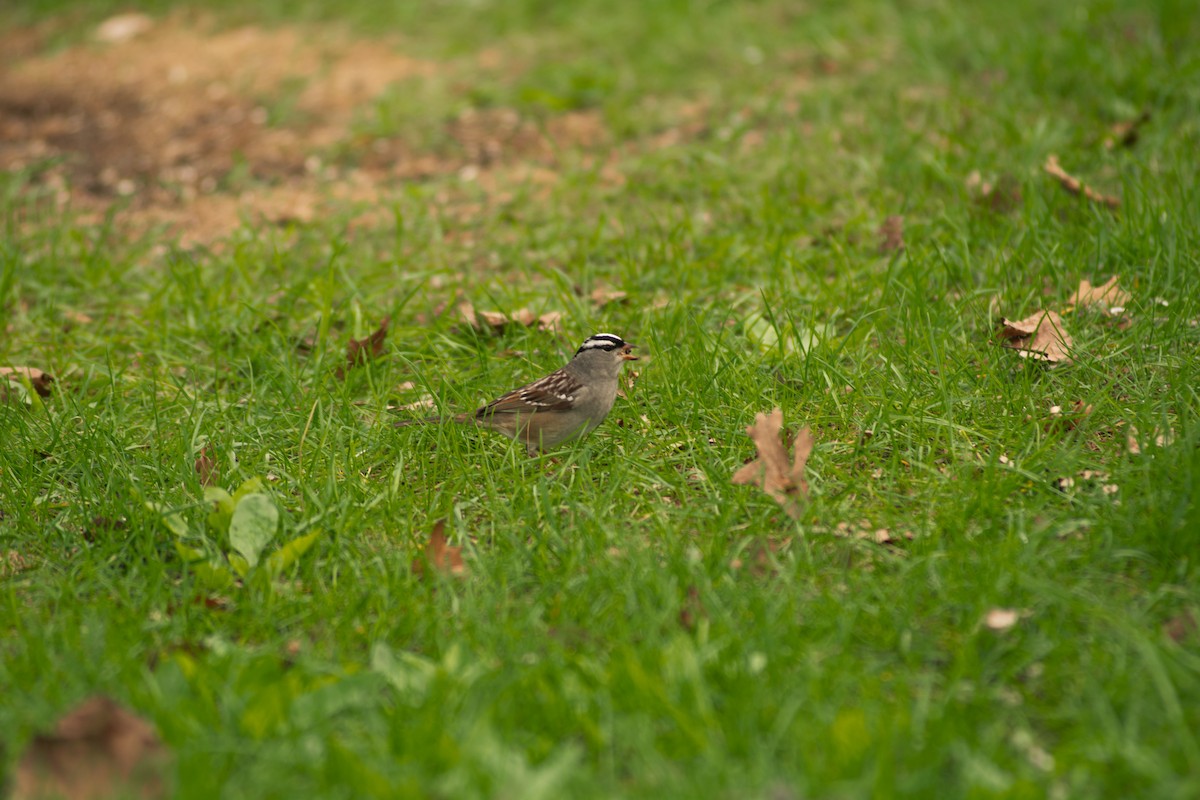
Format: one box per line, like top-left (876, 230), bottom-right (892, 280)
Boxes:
top-left (878, 215), bottom-right (904, 253)
top-left (412, 519), bottom-right (465, 578)
top-left (1, 366), bottom-right (55, 397)
top-left (984, 608), bottom-right (1021, 632)
top-left (731, 408), bottom-right (813, 519)
top-left (459, 303), bottom-right (564, 335)
top-left (13, 695), bottom-right (171, 800)
top-left (678, 585), bottom-right (706, 631)
top-left (1163, 610), bottom-right (1197, 644)
top-left (336, 316), bottom-right (389, 378)
top-left (589, 286), bottom-right (627, 308)
top-left (1068, 276), bottom-right (1130, 315)
top-left (1126, 425), bottom-right (1174, 455)
top-left (94, 13), bottom-right (154, 43)
top-left (1104, 110), bottom-right (1150, 150)
top-left (998, 310), bottom-right (1073, 364)
top-left (397, 396), bottom-right (436, 413)
top-left (2, 549), bottom-right (35, 577)
top-left (967, 171), bottom-right (1023, 213)
top-left (478, 310), bottom-right (510, 330)
top-left (1043, 155), bottom-right (1120, 210)
top-left (535, 310), bottom-right (564, 334)
top-left (194, 445), bottom-right (218, 487)
top-left (1046, 399), bottom-right (1093, 432)
top-left (832, 519), bottom-right (913, 545)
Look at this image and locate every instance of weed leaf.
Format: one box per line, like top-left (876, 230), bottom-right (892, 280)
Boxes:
top-left (203, 487), bottom-right (236, 536)
top-left (266, 530), bottom-right (322, 576)
top-left (228, 493), bottom-right (278, 569)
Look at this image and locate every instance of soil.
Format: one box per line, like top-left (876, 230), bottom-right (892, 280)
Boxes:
top-left (0, 13), bottom-right (612, 245)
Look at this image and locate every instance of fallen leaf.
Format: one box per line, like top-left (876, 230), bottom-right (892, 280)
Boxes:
top-left (13, 695), bottom-right (171, 800)
top-left (731, 408), bottom-right (813, 519)
top-left (1104, 110), bottom-right (1150, 150)
top-left (397, 396), bottom-right (436, 413)
top-left (412, 519), bottom-right (465, 578)
top-left (336, 316), bottom-right (390, 378)
top-left (1042, 154), bottom-right (1120, 210)
top-left (589, 286), bottom-right (627, 308)
top-left (459, 303), bottom-right (564, 335)
top-left (194, 445), bottom-right (218, 487)
top-left (985, 608), bottom-right (1021, 631)
top-left (1, 366), bottom-right (55, 397)
top-left (1045, 399), bottom-right (1093, 432)
top-left (678, 585), bottom-right (706, 631)
top-left (1126, 425), bottom-right (1173, 454)
top-left (967, 171), bottom-right (1023, 213)
top-left (1068, 276), bottom-right (1130, 315)
top-left (94, 12), bottom-right (154, 43)
top-left (878, 215), bottom-right (904, 253)
top-left (831, 519), bottom-right (912, 545)
top-left (535, 310), bottom-right (564, 334)
top-left (998, 310), bottom-right (1073, 364)
top-left (1163, 610), bottom-right (1197, 644)
top-left (2, 549), bottom-right (35, 577)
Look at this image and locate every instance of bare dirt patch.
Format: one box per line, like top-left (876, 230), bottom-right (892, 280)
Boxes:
top-left (0, 14), bottom-right (612, 244)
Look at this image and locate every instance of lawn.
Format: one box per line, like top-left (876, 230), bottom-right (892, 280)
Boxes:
top-left (2, 0), bottom-right (1199, 797)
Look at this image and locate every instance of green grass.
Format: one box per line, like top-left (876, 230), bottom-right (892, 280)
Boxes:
top-left (3, 0), bottom-right (1200, 797)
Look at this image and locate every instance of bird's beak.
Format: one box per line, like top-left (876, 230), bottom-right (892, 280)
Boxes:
top-left (621, 345), bottom-right (639, 361)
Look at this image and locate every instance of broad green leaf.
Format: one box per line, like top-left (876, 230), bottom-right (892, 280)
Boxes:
top-left (149, 502), bottom-right (189, 537)
top-left (228, 493), bottom-right (278, 568)
top-left (193, 561), bottom-right (236, 590)
top-left (370, 643), bottom-right (435, 697)
top-left (229, 552), bottom-right (251, 578)
top-left (266, 530), bottom-right (322, 576)
top-left (174, 541), bottom-right (205, 562)
top-left (743, 310), bottom-right (826, 356)
top-left (233, 476), bottom-right (266, 503)
top-left (204, 486), bottom-right (236, 536)
top-left (176, 541), bottom-right (234, 589)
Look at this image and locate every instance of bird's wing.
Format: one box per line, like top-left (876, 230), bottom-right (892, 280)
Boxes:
top-left (476, 369), bottom-right (583, 416)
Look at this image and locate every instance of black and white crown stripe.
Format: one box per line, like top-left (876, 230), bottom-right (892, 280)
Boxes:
top-left (575, 333), bottom-right (627, 355)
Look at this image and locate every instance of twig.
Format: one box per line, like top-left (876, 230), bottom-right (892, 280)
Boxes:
top-left (1043, 155), bottom-right (1120, 210)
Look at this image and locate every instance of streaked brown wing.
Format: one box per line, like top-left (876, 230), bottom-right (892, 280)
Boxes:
top-left (475, 370), bottom-right (582, 417)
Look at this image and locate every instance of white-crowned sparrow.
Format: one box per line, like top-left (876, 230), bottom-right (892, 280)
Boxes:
top-left (398, 333), bottom-right (638, 455)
